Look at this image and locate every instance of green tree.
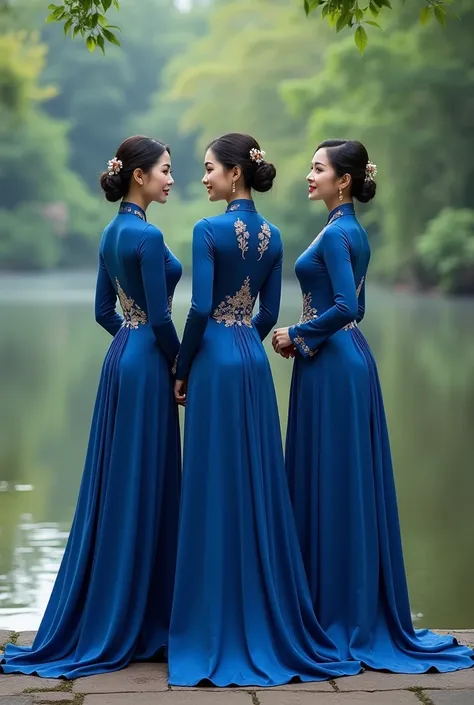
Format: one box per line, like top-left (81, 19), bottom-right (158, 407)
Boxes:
top-left (154, 0), bottom-right (334, 268)
top-left (38, 0), bottom-right (201, 190)
top-left (35, 0), bottom-right (457, 51)
top-left (282, 0), bottom-right (474, 285)
top-left (417, 209), bottom-right (474, 294)
top-left (0, 31), bottom-right (103, 269)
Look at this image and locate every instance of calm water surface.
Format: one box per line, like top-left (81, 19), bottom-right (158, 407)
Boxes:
top-left (1, 272), bottom-right (473, 630)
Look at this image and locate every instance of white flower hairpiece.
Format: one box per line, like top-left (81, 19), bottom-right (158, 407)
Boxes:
top-left (365, 161), bottom-right (377, 182)
top-left (249, 148), bottom-right (266, 165)
top-left (107, 157), bottom-right (123, 176)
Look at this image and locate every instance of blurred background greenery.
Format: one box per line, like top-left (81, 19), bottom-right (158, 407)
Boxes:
top-left (1, 0), bottom-right (473, 293)
top-left (1, 0), bottom-right (473, 631)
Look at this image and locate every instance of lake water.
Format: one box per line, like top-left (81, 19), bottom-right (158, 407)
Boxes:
top-left (1, 272), bottom-right (473, 630)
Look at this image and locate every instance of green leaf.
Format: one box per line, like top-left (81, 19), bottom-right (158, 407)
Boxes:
top-left (369, 2), bottom-right (380, 18)
top-left (434, 4), bottom-right (447, 25)
top-left (304, 0), bottom-right (310, 16)
top-left (377, 0), bottom-right (392, 7)
top-left (96, 33), bottom-right (106, 54)
top-left (354, 8), bottom-right (364, 22)
top-left (86, 35), bottom-right (96, 52)
top-left (47, 3), bottom-right (59, 9)
top-left (336, 12), bottom-right (352, 31)
top-left (113, 0), bottom-right (120, 9)
top-left (63, 18), bottom-right (73, 34)
top-left (102, 28), bottom-right (121, 46)
top-left (98, 13), bottom-right (108, 25)
top-left (365, 20), bottom-right (382, 28)
top-left (420, 6), bottom-right (432, 24)
top-left (73, 24), bottom-right (82, 37)
top-left (102, 0), bottom-right (113, 8)
top-left (321, 4), bottom-right (329, 18)
top-left (46, 7), bottom-right (65, 22)
top-left (355, 24), bottom-right (368, 52)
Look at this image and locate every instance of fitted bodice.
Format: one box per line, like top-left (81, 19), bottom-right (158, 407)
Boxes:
top-left (288, 203), bottom-right (371, 359)
top-left (99, 204), bottom-right (182, 326)
top-left (176, 199), bottom-right (283, 379)
top-left (295, 204), bottom-right (370, 323)
top-left (205, 199), bottom-right (282, 324)
top-left (94, 202), bottom-right (181, 367)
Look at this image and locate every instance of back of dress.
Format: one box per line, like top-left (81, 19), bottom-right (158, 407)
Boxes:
top-left (95, 203), bottom-right (181, 368)
top-left (176, 198), bottom-right (282, 380)
top-left (169, 198), bottom-right (365, 687)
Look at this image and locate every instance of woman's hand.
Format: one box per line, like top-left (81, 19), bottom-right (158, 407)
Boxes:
top-left (272, 327), bottom-right (292, 354)
top-left (279, 344), bottom-right (296, 359)
top-left (174, 379), bottom-right (187, 406)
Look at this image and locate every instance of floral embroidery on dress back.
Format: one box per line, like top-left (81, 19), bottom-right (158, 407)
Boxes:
top-left (228, 204), bottom-right (240, 211)
top-left (116, 278), bottom-right (148, 328)
top-left (212, 276), bottom-right (255, 327)
top-left (168, 295), bottom-right (173, 314)
top-left (234, 219), bottom-right (250, 259)
top-left (300, 293), bottom-right (318, 324)
top-left (257, 222), bottom-right (271, 260)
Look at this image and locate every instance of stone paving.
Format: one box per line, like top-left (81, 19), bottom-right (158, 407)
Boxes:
top-left (1, 630), bottom-right (473, 705)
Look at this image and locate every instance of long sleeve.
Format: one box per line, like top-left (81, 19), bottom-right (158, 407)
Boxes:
top-left (176, 219), bottom-right (214, 380)
top-left (289, 226), bottom-right (358, 358)
top-left (139, 224), bottom-right (180, 367)
top-left (252, 243), bottom-right (283, 341)
top-left (95, 252), bottom-right (123, 336)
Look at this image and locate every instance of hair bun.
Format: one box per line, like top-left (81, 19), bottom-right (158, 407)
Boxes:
top-left (354, 178), bottom-right (377, 204)
top-left (100, 171), bottom-right (127, 203)
top-left (251, 161), bottom-right (276, 193)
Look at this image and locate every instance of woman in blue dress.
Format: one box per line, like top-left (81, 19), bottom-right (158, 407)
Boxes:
top-left (169, 133), bottom-right (362, 687)
top-left (2, 136), bottom-right (182, 679)
top-left (273, 139), bottom-right (474, 673)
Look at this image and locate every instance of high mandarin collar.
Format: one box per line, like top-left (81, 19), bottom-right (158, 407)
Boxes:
top-left (225, 199), bottom-right (257, 214)
top-left (118, 201), bottom-right (147, 221)
top-left (327, 202), bottom-right (355, 223)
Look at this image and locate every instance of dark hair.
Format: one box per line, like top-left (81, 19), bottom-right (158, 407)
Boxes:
top-left (317, 139), bottom-right (376, 203)
top-left (207, 133), bottom-right (276, 193)
top-left (100, 135), bottom-right (170, 203)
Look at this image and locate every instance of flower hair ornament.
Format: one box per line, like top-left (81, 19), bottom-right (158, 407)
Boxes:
top-left (107, 157), bottom-right (123, 176)
top-left (365, 161), bottom-right (377, 182)
top-left (249, 148), bottom-right (266, 165)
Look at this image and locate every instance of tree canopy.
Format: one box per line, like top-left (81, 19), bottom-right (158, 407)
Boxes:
top-left (39, 0), bottom-right (456, 52)
top-left (1, 0), bottom-right (473, 293)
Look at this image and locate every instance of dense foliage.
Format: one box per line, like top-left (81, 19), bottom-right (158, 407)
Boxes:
top-left (0, 0), bottom-right (472, 293)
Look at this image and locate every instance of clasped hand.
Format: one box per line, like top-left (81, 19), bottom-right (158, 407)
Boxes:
top-left (174, 379), bottom-right (187, 406)
top-left (272, 327), bottom-right (296, 359)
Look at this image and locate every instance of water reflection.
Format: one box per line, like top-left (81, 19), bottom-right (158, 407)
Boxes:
top-left (0, 274), bottom-right (473, 630)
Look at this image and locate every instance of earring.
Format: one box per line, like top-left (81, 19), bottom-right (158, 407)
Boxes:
top-left (232, 181), bottom-right (236, 194)
top-left (338, 187), bottom-right (343, 202)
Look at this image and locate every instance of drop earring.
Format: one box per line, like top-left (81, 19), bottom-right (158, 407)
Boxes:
top-left (232, 181), bottom-right (236, 194)
top-left (338, 187), bottom-right (343, 202)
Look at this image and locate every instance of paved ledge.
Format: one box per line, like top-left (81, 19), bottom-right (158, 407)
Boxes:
top-left (0, 630), bottom-right (472, 705)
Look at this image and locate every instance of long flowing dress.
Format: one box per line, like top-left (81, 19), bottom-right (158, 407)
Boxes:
top-left (286, 201), bottom-right (474, 673)
top-left (168, 197), bottom-right (363, 687)
top-left (1, 201), bottom-right (182, 679)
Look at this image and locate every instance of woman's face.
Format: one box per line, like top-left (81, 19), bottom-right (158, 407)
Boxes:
top-left (306, 148), bottom-right (344, 202)
top-left (142, 150), bottom-right (174, 204)
top-left (202, 149), bottom-right (234, 202)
